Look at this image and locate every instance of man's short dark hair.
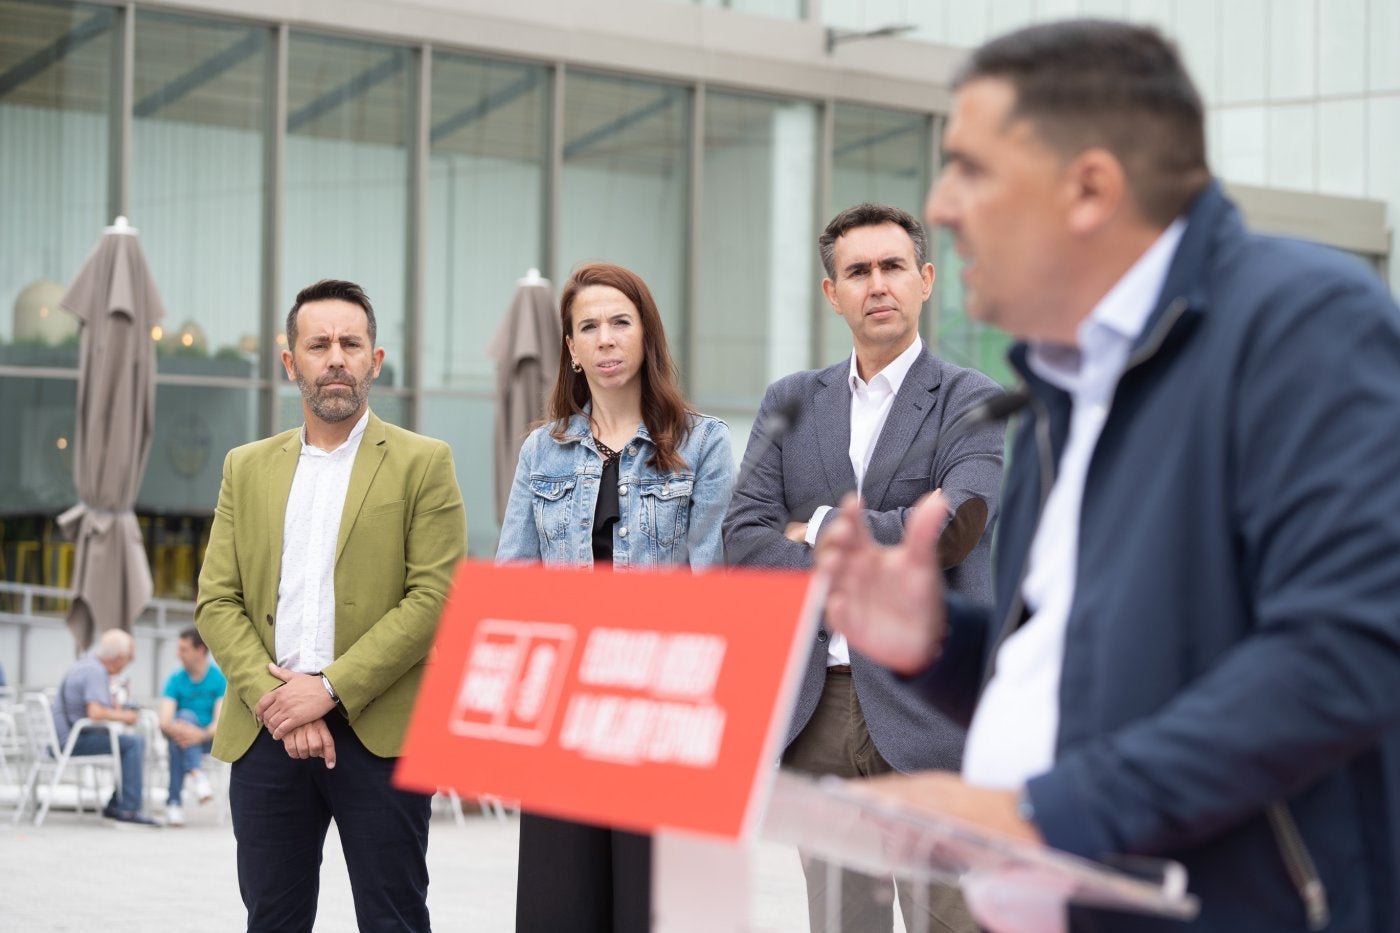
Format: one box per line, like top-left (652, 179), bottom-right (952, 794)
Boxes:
top-left (819, 203), bottom-right (929, 280)
top-left (955, 19), bottom-right (1209, 225)
top-left (286, 279), bottom-right (377, 349)
top-left (179, 626), bottom-right (206, 651)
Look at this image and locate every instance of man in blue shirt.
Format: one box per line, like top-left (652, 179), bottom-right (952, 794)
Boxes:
top-left (159, 627), bottom-right (225, 827)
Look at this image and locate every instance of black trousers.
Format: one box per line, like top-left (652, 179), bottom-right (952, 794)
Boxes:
top-left (515, 811), bottom-right (652, 933)
top-left (230, 713), bottom-right (432, 933)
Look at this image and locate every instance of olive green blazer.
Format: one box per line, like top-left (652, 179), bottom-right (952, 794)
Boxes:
top-left (196, 412), bottom-right (466, 761)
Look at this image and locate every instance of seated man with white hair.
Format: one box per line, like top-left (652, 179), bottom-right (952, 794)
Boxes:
top-left (53, 629), bottom-right (158, 826)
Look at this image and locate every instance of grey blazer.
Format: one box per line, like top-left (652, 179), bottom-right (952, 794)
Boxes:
top-left (723, 347), bottom-right (1004, 772)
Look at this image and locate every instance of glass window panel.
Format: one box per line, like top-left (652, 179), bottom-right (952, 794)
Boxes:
top-left (1217, 106), bottom-right (1267, 185)
top-left (1268, 0), bottom-right (1315, 101)
top-left (989, 0), bottom-right (1035, 39)
top-left (0, 0), bottom-right (113, 363)
top-left (945, 2), bottom-right (990, 47)
top-left (560, 71), bottom-right (689, 349)
top-left (829, 102), bottom-right (930, 366)
top-left (1266, 103), bottom-right (1316, 191)
top-left (693, 91), bottom-right (817, 413)
top-left (1033, 0), bottom-right (1082, 24)
top-left (0, 374), bottom-right (77, 512)
top-left (1369, 0), bottom-right (1400, 93)
top-left (131, 11), bottom-right (268, 371)
top-left (420, 392), bottom-right (495, 557)
top-left (138, 384), bottom-right (259, 513)
top-left (283, 31), bottom-right (410, 387)
top-left (1317, 100), bottom-right (1366, 197)
top-left (1173, 0), bottom-right (1222, 105)
top-left (425, 52), bottom-right (549, 392)
top-left (1220, 0), bottom-right (1267, 103)
top-left (1319, 0), bottom-right (1365, 96)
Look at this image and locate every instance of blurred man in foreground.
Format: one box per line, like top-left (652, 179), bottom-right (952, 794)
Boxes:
top-left (817, 19), bottom-right (1400, 932)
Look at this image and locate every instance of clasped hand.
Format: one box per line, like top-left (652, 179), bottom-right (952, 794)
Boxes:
top-left (255, 663), bottom-right (337, 768)
top-left (166, 719), bottom-right (207, 749)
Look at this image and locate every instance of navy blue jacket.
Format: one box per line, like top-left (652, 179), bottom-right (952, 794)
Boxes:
top-left (918, 181), bottom-right (1400, 931)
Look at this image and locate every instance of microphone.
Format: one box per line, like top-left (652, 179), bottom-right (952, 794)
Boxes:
top-left (683, 396), bottom-right (803, 570)
top-left (733, 396), bottom-right (803, 495)
top-left (942, 389), bottom-right (1030, 444)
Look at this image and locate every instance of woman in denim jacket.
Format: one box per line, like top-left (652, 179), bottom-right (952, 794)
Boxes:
top-left (498, 261), bottom-right (733, 932)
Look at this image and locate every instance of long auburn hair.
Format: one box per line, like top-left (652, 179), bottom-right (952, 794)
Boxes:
top-left (548, 262), bottom-right (694, 473)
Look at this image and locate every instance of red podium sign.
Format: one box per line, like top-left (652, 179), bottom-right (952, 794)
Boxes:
top-left (396, 560), bottom-right (816, 840)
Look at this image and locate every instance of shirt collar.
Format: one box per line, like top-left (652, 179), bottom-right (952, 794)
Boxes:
top-left (848, 337), bottom-right (923, 395)
top-left (1029, 218), bottom-right (1186, 386)
top-left (299, 408), bottom-right (370, 455)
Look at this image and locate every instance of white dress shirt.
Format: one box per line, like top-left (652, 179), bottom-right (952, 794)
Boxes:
top-left (808, 337), bottom-right (925, 666)
top-left (962, 220), bottom-right (1186, 789)
top-left (274, 409), bottom-right (370, 674)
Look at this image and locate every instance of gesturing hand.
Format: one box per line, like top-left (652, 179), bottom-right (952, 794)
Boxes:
top-left (814, 489), bottom-right (950, 675)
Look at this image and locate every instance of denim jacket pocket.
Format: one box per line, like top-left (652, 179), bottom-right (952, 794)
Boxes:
top-left (529, 477), bottom-right (576, 545)
top-left (638, 478), bottom-right (693, 547)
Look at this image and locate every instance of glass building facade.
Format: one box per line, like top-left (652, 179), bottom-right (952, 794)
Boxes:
top-left (0, 0), bottom-right (966, 585)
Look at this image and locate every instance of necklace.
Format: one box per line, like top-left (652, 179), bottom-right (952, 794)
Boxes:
top-left (594, 437), bottom-right (619, 466)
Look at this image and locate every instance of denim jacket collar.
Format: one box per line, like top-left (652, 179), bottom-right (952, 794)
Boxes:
top-left (559, 405), bottom-right (654, 449)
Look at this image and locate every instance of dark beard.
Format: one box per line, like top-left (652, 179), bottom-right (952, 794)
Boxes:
top-left (295, 364), bottom-right (372, 423)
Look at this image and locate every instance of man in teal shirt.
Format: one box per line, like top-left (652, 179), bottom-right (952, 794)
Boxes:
top-left (159, 627), bottom-right (226, 826)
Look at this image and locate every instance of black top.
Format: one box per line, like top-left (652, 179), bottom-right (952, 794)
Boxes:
top-left (591, 445), bottom-right (620, 563)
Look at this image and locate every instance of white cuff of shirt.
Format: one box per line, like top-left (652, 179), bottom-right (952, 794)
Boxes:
top-left (805, 506), bottom-right (833, 547)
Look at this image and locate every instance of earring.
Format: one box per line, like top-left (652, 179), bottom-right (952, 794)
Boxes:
top-left (571, 360), bottom-right (582, 373)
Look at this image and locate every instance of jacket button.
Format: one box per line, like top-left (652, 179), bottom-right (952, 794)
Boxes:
top-left (619, 485), bottom-right (628, 496)
top-left (816, 630), bottom-right (828, 642)
top-left (619, 526), bottom-right (628, 538)
top-left (265, 614), bottom-right (274, 625)
top-left (627, 446), bottom-right (637, 457)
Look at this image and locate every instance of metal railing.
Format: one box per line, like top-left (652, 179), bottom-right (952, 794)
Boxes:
top-left (0, 581), bottom-right (196, 695)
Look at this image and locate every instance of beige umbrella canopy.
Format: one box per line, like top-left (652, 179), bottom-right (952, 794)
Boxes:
top-left (57, 216), bottom-right (164, 650)
top-left (488, 268), bottom-right (559, 526)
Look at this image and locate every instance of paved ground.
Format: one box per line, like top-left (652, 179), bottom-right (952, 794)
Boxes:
top-left (0, 793), bottom-right (828, 932)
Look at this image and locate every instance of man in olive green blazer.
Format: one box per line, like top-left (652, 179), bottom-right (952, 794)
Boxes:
top-left (196, 279), bottom-right (465, 933)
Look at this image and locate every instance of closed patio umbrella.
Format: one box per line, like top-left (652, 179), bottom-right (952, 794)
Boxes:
top-left (57, 216), bottom-right (164, 650)
top-left (489, 268), bottom-right (559, 525)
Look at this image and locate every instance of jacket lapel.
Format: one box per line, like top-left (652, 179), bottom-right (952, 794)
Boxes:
top-left (266, 430), bottom-right (302, 594)
top-left (337, 413), bottom-right (388, 565)
top-left (861, 348), bottom-right (940, 508)
top-left (813, 364), bottom-right (857, 498)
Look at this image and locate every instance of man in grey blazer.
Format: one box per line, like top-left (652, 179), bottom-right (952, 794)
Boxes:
top-left (724, 203), bottom-right (1003, 933)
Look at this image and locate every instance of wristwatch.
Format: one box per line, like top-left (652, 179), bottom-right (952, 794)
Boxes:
top-left (319, 673), bottom-right (341, 706)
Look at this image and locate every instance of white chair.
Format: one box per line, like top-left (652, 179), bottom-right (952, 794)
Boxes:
top-left (434, 788), bottom-right (513, 825)
top-left (0, 710), bottom-right (18, 784)
top-left (137, 707), bottom-right (166, 816)
top-left (11, 691), bottom-right (123, 826)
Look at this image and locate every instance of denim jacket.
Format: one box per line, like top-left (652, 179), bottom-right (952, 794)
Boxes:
top-left (496, 411), bottom-right (734, 569)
